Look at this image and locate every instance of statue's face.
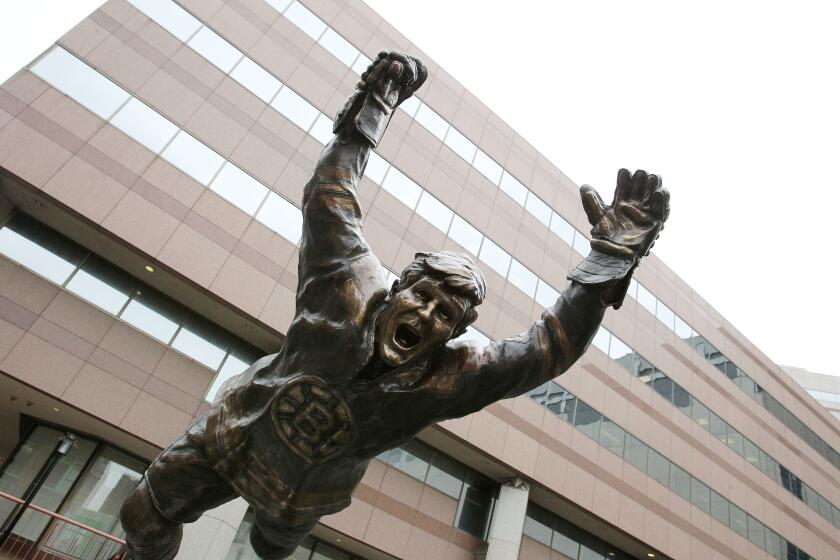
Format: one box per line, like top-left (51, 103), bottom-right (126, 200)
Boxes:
top-left (375, 277), bottom-right (469, 367)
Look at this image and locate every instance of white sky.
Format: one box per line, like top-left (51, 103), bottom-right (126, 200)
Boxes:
top-left (1, 1), bottom-right (838, 375)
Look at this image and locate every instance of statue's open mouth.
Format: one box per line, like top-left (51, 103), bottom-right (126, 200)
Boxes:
top-left (394, 324), bottom-right (421, 350)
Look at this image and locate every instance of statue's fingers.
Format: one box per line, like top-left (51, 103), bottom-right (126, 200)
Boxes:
top-left (661, 188), bottom-right (671, 221)
top-left (650, 190), bottom-right (666, 220)
top-left (384, 51), bottom-right (416, 85)
top-left (630, 169), bottom-right (648, 200)
top-left (614, 168), bottom-right (632, 203)
top-left (580, 185), bottom-right (607, 226)
top-left (366, 58), bottom-right (390, 85)
top-left (642, 174), bottom-right (660, 205)
top-left (412, 57), bottom-right (428, 89)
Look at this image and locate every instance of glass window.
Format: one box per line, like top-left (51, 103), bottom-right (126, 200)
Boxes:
top-left (499, 171), bottom-right (527, 206)
top-left (672, 382), bottom-right (692, 415)
top-left (110, 98), bottom-right (177, 154)
top-left (578, 532), bottom-right (606, 560)
top-left (255, 192), bottom-right (303, 245)
top-left (448, 216), bottom-right (483, 256)
top-left (627, 278), bottom-right (638, 299)
top-left (623, 434), bottom-right (648, 472)
top-left (32, 47), bottom-right (130, 120)
top-left (651, 373), bottom-right (673, 401)
top-left (0, 214), bottom-right (86, 284)
top-left (802, 484), bottom-right (819, 512)
top-left (443, 127), bottom-right (476, 163)
top-left (161, 131), bottom-right (225, 185)
top-left (265, 0), bottom-right (293, 12)
top-left (674, 315), bottom-right (692, 339)
top-left (599, 418), bottom-right (625, 456)
top-left (120, 287), bottom-right (186, 344)
top-left (818, 494), bottom-right (832, 522)
top-left (472, 149), bottom-right (502, 185)
top-left (546, 383), bottom-right (576, 424)
top-left (507, 259), bottom-right (537, 297)
top-left (572, 231), bottom-right (590, 256)
top-left (743, 439), bottom-right (760, 468)
top-left (608, 335), bottom-right (632, 361)
top-left (635, 283), bottom-right (657, 316)
top-left (187, 27), bottom-right (242, 73)
top-left (549, 212), bottom-right (575, 246)
top-left (527, 382), bottom-right (549, 406)
top-left (426, 452), bottom-right (464, 499)
top-left (171, 314), bottom-right (232, 370)
top-left (690, 478), bottom-right (711, 513)
top-left (414, 102), bottom-right (448, 140)
top-left (478, 238), bottom-right (511, 277)
top-left (534, 279), bottom-right (560, 309)
top-left (271, 86), bottom-right (319, 131)
top-left (729, 502), bottom-right (748, 539)
top-left (206, 343), bottom-right (263, 403)
top-left (209, 163), bottom-right (269, 216)
top-left (415, 191), bottom-right (453, 233)
top-left (387, 440), bottom-right (431, 481)
top-left (230, 57), bottom-right (282, 103)
top-left (455, 472), bottom-right (494, 538)
top-left (573, 400), bottom-right (601, 441)
top-left (632, 353), bottom-right (656, 383)
top-left (669, 463), bottom-right (691, 501)
top-left (691, 399), bottom-right (710, 429)
top-left (726, 425), bottom-right (745, 456)
top-left (709, 412), bottom-right (727, 442)
top-left (759, 450), bottom-right (780, 483)
top-left (66, 256), bottom-right (136, 315)
top-left (308, 113), bottom-right (334, 145)
top-left (311, 541), bottom-right (351, 560)
top-left (351, 53), bottom-right (372, 76)
top-left (552, 517), bottom-right (581, 558)
top-left (646, 448), bottom-right (670, 486)
top-left (283, 1), bottom-right (326, 40)
top-left (381, 167), bottom-right (422, 209)
top-left (710, 490), bottom-right (729, 526)
top-left (126, 0), bottom-right (201, 41)
top-left (591, 327), bottom-right (611, 354)
top-left (363, 151), bottom-right (389, 184)
top-left (747, 515), bottom-right (765, 548)
top-left (398, 95), bottom-right (421, 119)
top-left (524, 193), bottom-right (551, 226)
top-left (317, 29), bottom-right (359, 67)
top-left (523, 504), bottom-right (552, 546)
top-left (655, 301), bottom-right (675, 330)
top-left (764, 528), bottom-right (783, 560)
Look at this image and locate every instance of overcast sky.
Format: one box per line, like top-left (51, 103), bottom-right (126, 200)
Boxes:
top-left (1, 1), bottom-right (838, 375)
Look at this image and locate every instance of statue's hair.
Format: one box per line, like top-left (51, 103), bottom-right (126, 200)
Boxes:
top-left (394, 251), bottom-right (486, 337)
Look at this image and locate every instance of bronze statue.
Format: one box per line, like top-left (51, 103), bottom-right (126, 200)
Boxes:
top-left (119, 51), bottom-right (669, 559)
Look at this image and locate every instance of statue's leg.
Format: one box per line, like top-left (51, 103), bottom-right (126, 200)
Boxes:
top-left (249, 512), bottom-right (319, 560)
top-left (119, 478), bottom-right (183, 560)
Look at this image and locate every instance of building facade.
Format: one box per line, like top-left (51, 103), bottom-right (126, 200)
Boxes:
top-left (785, 366), bottom-right (840, 423)
top-left (0, 1), bottom-right (838, 559)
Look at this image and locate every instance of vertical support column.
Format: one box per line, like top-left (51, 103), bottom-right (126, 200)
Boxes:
top-left (482, 478), bottom-right (530, 560)
top-left (175, 497), bottom-right (249, 560)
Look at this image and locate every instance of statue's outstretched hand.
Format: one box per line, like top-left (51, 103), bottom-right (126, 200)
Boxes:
top-left (580, 169), bottom-right (670, 263)
top-left (357, 50), bottom-right (427, 109)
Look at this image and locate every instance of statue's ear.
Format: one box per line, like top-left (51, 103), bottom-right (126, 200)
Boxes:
top-left (452, 307), bottom-right (479, 339)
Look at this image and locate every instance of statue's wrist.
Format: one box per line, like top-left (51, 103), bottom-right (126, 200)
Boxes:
top-left (333, 89), bottom-right (395, 148)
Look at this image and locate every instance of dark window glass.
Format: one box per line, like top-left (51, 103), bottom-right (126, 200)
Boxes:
top-left (546, 382), bottom-right (576, 424)
top-left (624, 434), bottom-right (648, 472)
top-left (742, 439), bottom-right (760, 468)
top-left (646, 448), bottom-right (670, 487)
top-left (387, 440), bottom-right (431, 481)
top-left (729, 502), bottom-right (748, 539)
top-left (0, 214), bottom-right (86, 283)
top-left (598, 418), bottom-right (625, 456)
top-left (779, 466), bottom-right (803, 500)
top-left (633, 354), bottom-right (656, 383)
top-left (747, 515), bottom-right (765, 548)
top-left (551, 516), bottom-right (580, 558)
top-left (65, 256), bottom-right (137, 314)
top-left (691, 399), bottom-right (710, 430)
top-left (522, 504), bottom-right (552, 546)
top-left (578, 532), bottom-right (606, 560)
top-left (573, 400), bottom-right (601, 441)
top-left (832, 505), bottom-right (840, 530)
top-left (120, 288), bottom-right (186, 344)
top-left (455, 472), bottom-right (494, 538)
top-left (709, 412), bottom-right (727, 442)
top-left (725, 426), bottom-right (744, 456)
top-left (690, 478), bottom-right (711, 513)
top-left (710, 490), bottom-right (728, 526)
top-left (651, 373), bottom-right (673, 401)
top-left (311, 541), bottom-right (352, 560)
top-left (669, 463), bottom-right (691, 501)
top-left (171, 314), bottom-right (232, 370)
top-left (527, 382), bottom-right (549, 406)
top-left (735, 372), bottom-right (756, 397)
top-left (426, 452), bottom-right (464, 499)
top-left (672, 382), bottom-right (692, 415)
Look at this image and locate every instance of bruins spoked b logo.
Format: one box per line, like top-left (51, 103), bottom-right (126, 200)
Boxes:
top-left (271, 375), bottom-right (356, 464)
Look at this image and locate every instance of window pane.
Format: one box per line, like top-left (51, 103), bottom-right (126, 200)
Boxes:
top-left (126, 0), bottom-right (201, 41)
top-left (669, 463), bottom-right (691, 501)
top-left (632, 353), bottom-right (656, 383)
top-left (710, 490), bottom-right (729, 526)
top-left (230, 57), bottom-right (281, 103)
top-left (651, 373), bottom-right (673, 401)
top-left (572, 231), bottom-right (590, 256)
top-left (726, 425), bottom-right (744, 456)
top-left (499, 171), bottom-right (527, 206)
top-left (646, 448), bottom-right (670, 486)
top-left (66, 256), bottom-right (136, 315)
top-left (171, 314), bottom-right (232, 370)
top-left (672, 382), bottom-right (692, 415)
top-left (578, 532), bottom-right (606, 560)
top-left (271, 86), bottom-right (319, 131)
top-left (608, 335), bottom-right (632, 361)
top-left (455, 472), bottom-right (494, 538)
top-left (209, 163), bottom-right (269, 215)
top-left (690, 478), bottom-right (711, 513)
top-left (381, 167), bottom-right (422, 209)
top-left (549, 212), bottom-right (575, 245)
top-left (188, 27), bottom-right (242, 73)
top-left (416, 191), bottom-right (453, 233)
top-left (527, 382), bottom-right (549, 406)
top-left (624, 434), bottom-right (648, 472)
top-left (765, 528), bottom-right (784, 560)
top-left (110, 98), bottom-right (177, 154)
top-left (573, 400), bottom-right (601, 441)
top-left (534, 279), bottom-right (559, 309)
top-left (691, 399), bottom-right (710, 430)
top-left (206, 343), bottom-right (262, 403)
top-left (524, 193), bottom-right (551, 226)
top-left (591, 327), bottom-right (611, 354)
top-left (351, 53), bottom-right (372, 76)
top-left (552, 517), bottom-right (581, 558)
top-left (743, 439), bottom-right (760, 468)
top-left (308, 113), bottom-right (333, 145)
top-left (599, 418), bottom-right (625, 456)
top-left (120, 288), bottom-right (185, 344)
top-left (546, 383), bottom-right (576, 423)
top-left (478, 238), bottom-right (511, 277)
top-left (255, 193), bottom-right (303, 245)
top-left (709, 412), bottom-right (727, 442)
top-left (317, 28), bottom-right (359, 66)
top-left (443, 126), bottom-right (476, 163)
top-left (472, 150), bottom-right (502, 185)
top-left (387, 440), bottom-right (431, 481)
top-left (448, 216), bottom-right (482, 256)
top-left (507, 259), bottom-right (537, 297)
top-left (635, 283), bottom-right (657, 316)
top-left (426, 452), bottom-right (464, 499)
top-left (655, 301), bottom-right (675, 330)
top-left (0, 214), bottom-right (86, 284)
top-left (161, 131), bottom-right (225, 185)
top-left (283, 1), bottom-right (326, 40)
top-left (364, 151), bottom-right (389, 184)
top-left (747, 515), bottom-right (765, 548)
top-left (32, 47), bottom-right (130, 120)
top-left (414, 102), bottom-right (448, 140)
top-left (674, 315), bottom-right (692, 339)
top-left (729, 502), bottom-right (748, 538)
top-left (523, 504), bottom-right (552, 546)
